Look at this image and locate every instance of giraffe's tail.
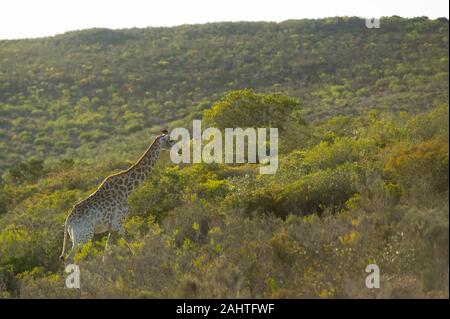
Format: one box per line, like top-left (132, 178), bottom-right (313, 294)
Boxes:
top-left (60, 222), bottom-right (69, 261)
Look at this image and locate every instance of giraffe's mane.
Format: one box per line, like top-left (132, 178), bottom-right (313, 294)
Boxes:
top-left (83, 134), bottom-right (163, 199)
top-left (115, 133), bottom-right (163, 176)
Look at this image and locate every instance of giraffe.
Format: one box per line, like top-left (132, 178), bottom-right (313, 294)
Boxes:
top-left (60, 130), bottom-right (175, 262)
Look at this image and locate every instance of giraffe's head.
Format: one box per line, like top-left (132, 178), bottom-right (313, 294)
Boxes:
top-left (158, 130), bottom-right (176, 150)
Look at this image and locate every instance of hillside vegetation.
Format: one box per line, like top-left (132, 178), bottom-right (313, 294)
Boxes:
top-left (0, 16), bottom-right (448, 171)
top-left (0, 17), bottom-right (448, 298)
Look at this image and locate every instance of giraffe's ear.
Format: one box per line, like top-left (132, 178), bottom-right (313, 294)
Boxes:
top-left (161, 129), bottom-right (169, 135)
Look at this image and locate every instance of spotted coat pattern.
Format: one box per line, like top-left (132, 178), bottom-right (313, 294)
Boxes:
top-left (60, 132), bottom-right (174, 262)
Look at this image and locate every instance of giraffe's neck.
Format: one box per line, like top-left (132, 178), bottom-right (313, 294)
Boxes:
top-left (120, 136), bottom-right (162, 197)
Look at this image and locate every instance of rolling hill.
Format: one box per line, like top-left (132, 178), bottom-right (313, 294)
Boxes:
top-left (0, 17), bottom-right (448, 298)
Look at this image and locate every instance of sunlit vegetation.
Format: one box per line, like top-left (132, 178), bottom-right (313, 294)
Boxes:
top-left (0, 16), bottom-right (448, 170)
top-left (0, 17), bottom-right (448, 298)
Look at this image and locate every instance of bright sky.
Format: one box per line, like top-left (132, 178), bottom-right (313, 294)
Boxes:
top-left (0, 0), bottom-right (448, 40)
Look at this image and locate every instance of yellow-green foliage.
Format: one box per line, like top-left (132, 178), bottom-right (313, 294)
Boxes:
top-left (385, 135), bottom-right (449, 194)
top-left (204, 89), bottom-right (299, 130)
top-left (0, 101), bottom-right (448, 299)
top-left (0, 17), bottom-right (448, 298)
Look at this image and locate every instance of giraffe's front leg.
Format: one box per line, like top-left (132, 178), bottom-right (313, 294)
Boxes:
top-left (118, 223), bottom-right (135, 255)
top-left (102, 232), bottom-right (113, 263)
top-left (111, 215), bottom-right (135, 256)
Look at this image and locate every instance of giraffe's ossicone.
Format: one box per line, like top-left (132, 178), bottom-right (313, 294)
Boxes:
top-left (60, 130), bottom-right (175, 262)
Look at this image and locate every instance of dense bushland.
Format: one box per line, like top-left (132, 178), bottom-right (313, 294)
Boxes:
top-left (0, 17), bottom-right (448, 171)
top-left (0, 17), bottom-right (448, 298)
top-left (0, 96), bottom-right (448, 298)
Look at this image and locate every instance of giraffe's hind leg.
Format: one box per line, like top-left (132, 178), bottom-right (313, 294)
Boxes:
top-left (67, 240), bottom-right (77, 264)
top-left (67, 225), bottom-right (94, 264)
